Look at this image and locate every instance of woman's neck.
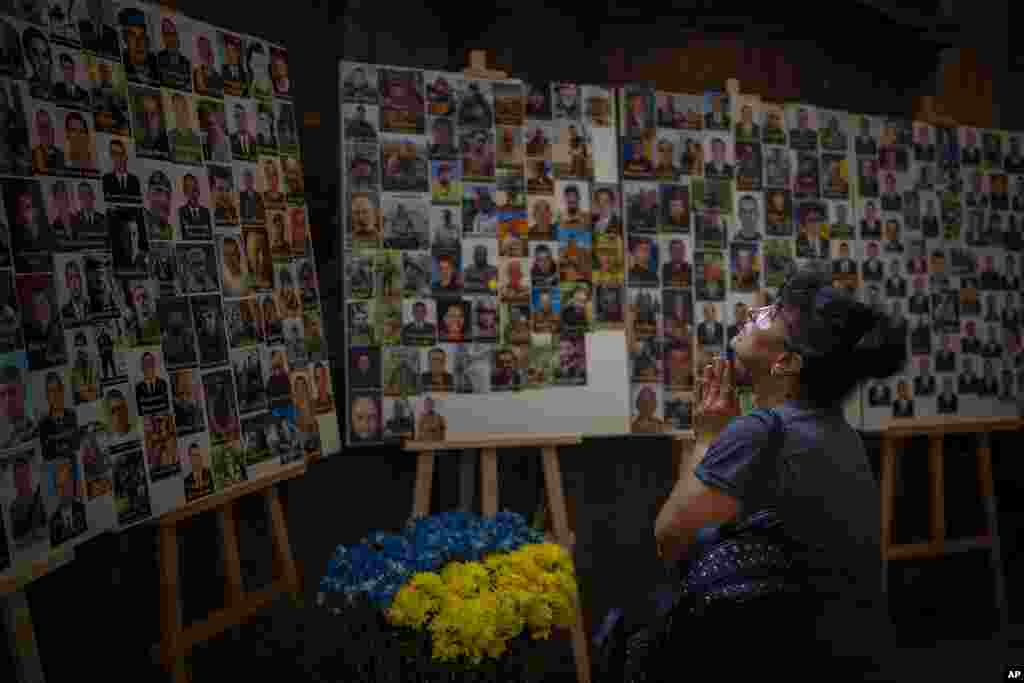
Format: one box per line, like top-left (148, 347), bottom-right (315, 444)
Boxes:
top-left (751, 375), bottom-right (798, 409)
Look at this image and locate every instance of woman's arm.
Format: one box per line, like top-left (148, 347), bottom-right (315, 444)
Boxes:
top-left (654, 356), bottom-right (741, 567)
top-left (654, 434), bottom-right (738, 567)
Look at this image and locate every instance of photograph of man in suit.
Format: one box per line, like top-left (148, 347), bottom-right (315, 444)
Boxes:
top-left (958, 357), bottom-right (980, 394)
top-left (119, 6), bottom-right (158, 85)
top-left (5, 181), bottom-right (52, 270)
top-left (402, 300), bottom-right (436, 345)
top-left (53, 53), bottom-right (89, 107)
top-left (9, 455), bottom-right (46, 547)
top-left (735, 103), bottom-right (759, 141)
top-left (859, 200), bottom-right (881, 239)
top-left (143, 170), bottom-right (173, 240)
top-left (239, 168), bottom-right (265, 226)
top-left (891, 380), bottom-right (914, 418)
top-left (176, 173), bottom-right (212, 240)
top-left (48, 458), bottom-right (86, 546)
top-left (192, 33), bottom-right (223, 96)
top-left (134, 91), bottom-right (170, 158)
top-left (23, 27), bottom-right (53, 100)
top-left (101, 138), bottom-right (141, 202)
top-left (230, 102), bottom-right (256, 161)
top-left (832, 241), bottom-right (856, 275)
top-left (68, 182), bottom-right (104, 244)
top-left (112, 208), bottom-right (149, 273)
top-left (0, 366), bottom-right (36, 450)
top-left (345, 103), bottom-right (376, 140)
top-left (156, 17), bottom-right (191, 90)
top-left (183, 442), bottom-right (213, 501)
top-left (913, 356), bottom-right (937, 397)
top-left (79, 0), bottom-right (120, 59)
top-left (207, 168), bottom-right (238, 229)
top-left (662, 238), bottom-right (691, 288)
top-left (704, 137), bottom-right (733, 179)
top-left (59, 259), bottom-right (88, 326)
top-left (421, 347), bottom-right (453, 392)
top-left (854, 116), bottom-right (876, 156)
top-left (934, 377), bottom-right (957, 414)
top-left (37, 370), bottom-right (77, 460)
top-left (171, 369), bottom-right (203, 435)
top-left (697, 302), bottom-right (724, 348)
top-left (704, 93), bottom-right (730, 130)
top-left (30, 108), bottom-right (64, 175)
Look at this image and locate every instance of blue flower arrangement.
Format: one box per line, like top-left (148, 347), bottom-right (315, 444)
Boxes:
top-left (319, 510), bottom-right (546, 610)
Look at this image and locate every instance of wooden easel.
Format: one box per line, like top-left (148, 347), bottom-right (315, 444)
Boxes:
top-left (404, 433), bottom-right (591, 683)
top-left (156, 461), bottom-right (306, 683)
top-left (0, 547), bottom-right (76, 683)
top-left (879, 416), bottom-right (1018, 634)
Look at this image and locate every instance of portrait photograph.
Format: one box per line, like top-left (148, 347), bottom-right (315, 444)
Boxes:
top-left (425, 71), bottom-right (458, 118)
top-left (196, 97), bottom-right (230, 163)
top-left (345, 142), bottom-right (378, 193)
top-left (274, 99), bottom-right (299, 156)
top-left (217, 30), bottom-right (245, 97)
top-left (457, 79), bottom-right (494, 128)
top-left (207, 163), bottom-right (239, 227)
top-left (629, 287), bottom-right (661, 339)
top-left (495, 125), bottom-right (523, 173)
top-left (231, 347), bottom-right (266, 414)
top-left (348, 391), bottom-right (381, 444)
top-left (379, 67), bottom-right (425, 134)
top-left (381, 193), bottom-right (429, 251)
top-left (29, 100), bottom-right (69, 176)
top-left (341, 62), bottom-right (378, 104)
top-left (0, 77), bottom-right (32, 176)
top-left (554, 334), bottom-right (587, 386)
top-left (552, 82), bottom-right (580, 121)
top-left (596, 285), bottom-right (625, 327)
top-left (380, 133), bottom-right (428, 193)
top-left (202, 368), bottom-right (239, 445)
top-left (459, 127), bottom-right (496, 182)
top-left (630, 384), bottom-right (665, 434)
top-left (3, 446), bottom-right (54, 552)
top-left (143, 413), bottom-right (179, 482)
top-left (163, 89), bottom-right (202, 165)
top-left (189, 21), bottom-right (223, 98)
top-left (128, 84), bottom-right (169, 160)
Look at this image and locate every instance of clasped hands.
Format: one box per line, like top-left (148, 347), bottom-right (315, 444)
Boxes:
top-left (694, 355), bottom-right (740, 440)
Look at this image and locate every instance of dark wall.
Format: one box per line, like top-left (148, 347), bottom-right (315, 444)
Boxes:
top-left (8, 5), bottom-right (1024, 682)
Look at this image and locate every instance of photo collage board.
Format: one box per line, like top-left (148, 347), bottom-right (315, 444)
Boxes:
top-left (618, 85), bottom-right (1023, 433)
top-left (341, 62), bottom-right (620, 445)
top-left (0, 0), bottom-right (337, 578)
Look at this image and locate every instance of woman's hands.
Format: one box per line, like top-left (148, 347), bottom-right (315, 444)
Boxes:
top-left (695, 355), bottom-right (740, 439)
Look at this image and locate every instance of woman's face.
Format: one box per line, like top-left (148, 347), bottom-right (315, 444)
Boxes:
top-left (731, 304), bottom-right (788, 378)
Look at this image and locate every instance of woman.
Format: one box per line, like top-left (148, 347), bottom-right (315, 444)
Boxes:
top-left (621, 266), bottom-right (906, 678)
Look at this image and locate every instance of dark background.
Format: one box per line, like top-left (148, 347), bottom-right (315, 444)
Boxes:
top-left (5, 1), bottom-right (1024, 680)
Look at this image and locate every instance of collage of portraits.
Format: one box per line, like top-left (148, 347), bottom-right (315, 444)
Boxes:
top-left (341, 63), bottom-right (622, 445)
top-left (618, 86), bottom-right (1023, 433)
top-left (0, 0), bottom-right (336, 577)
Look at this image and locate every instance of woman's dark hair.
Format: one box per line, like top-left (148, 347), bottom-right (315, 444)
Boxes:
top-left (777, 263), bottom-right (907, 406)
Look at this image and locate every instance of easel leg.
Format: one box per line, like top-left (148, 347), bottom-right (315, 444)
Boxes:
top-left (411, 452), bottom-right (435, 520)
top-left (480, 448), bottom-right (498, 518)
top-left (879, 437), bottom-right (897, 598)
top-left (458, 450), bottom-right (477, 513)
top-left (927, 435), bottom-right (946, 551)
top-left (159, 522), bottom-right (188, 683)
top-left (218, 500), bottom-right (245, 619)
top-left (2, 590), bottom-right (46, 683)
top-left (266, 486), bottom-right (301, 604)
top-left (976, 432), bottom-right (1009, 635)
top-left (540, 446), bottom-right (590, 683)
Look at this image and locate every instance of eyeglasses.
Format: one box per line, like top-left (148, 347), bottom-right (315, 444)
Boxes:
top-left (748, 304), bottom-right (778, 330)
